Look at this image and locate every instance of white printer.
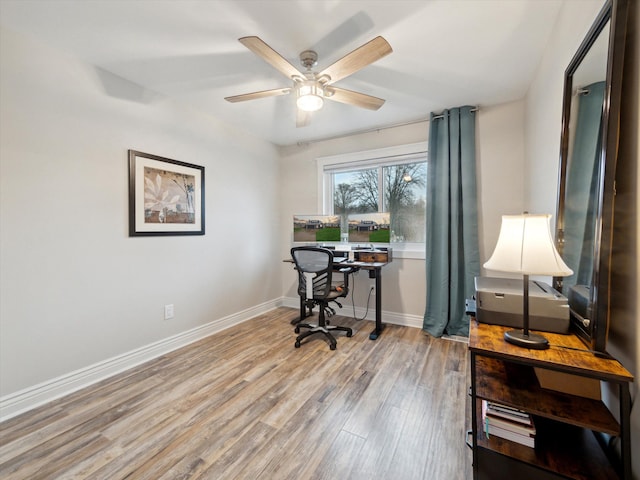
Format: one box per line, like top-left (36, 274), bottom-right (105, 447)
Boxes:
top-left (474, 277), bottom-right (570, 334)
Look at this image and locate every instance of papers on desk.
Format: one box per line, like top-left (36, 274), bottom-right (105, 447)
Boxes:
top-left (333, 257), bottom-right (347, 263)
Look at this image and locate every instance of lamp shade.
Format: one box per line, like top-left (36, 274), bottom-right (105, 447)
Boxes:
top-left (484, 214), bottom-right (573, 276)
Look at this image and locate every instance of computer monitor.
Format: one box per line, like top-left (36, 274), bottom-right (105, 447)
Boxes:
top-left (347, 213), bottom-right (391, 243)
top-left (292, 215), bottom-right (341, 243)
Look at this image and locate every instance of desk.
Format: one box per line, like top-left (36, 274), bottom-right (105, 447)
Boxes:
top-left (286, 257), bottom-right (390, 340)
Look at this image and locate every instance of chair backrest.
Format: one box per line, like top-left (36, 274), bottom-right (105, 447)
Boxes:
top-left (291, 247), bottom-right (333, 300)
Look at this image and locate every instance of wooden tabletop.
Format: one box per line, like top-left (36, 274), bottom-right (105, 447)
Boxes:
top-left (469, 320), bottom-right (633, 383)
top-left (283, 258), bottom-right (388, 269)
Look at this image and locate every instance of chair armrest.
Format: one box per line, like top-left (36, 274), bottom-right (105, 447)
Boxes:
top-left (338, 267), bottom-right (358, 274)
top-left (337, 266), bottom-right (358, 292)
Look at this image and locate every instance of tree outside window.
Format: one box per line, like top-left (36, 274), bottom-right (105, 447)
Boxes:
top-left (332, 161), bottom-right (426, 242)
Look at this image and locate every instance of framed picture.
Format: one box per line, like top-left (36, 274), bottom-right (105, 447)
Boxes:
top-left (128, 150), bottom-right (205, 236)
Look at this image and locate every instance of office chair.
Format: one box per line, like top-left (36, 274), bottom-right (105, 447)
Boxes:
top-left (290, 246), bottom-right (353, 350)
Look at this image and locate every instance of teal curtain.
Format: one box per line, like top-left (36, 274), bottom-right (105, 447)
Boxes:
top-left (562, 81), bottom-right (605, 289)
top-left (423, 106), bottom-right (480, 337)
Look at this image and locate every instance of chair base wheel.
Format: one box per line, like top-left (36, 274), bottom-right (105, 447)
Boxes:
top-left (292, 303), bottom-right (351, 351)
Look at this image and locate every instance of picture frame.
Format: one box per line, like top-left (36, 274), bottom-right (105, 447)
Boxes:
top-left (128, 150), bottom-right (205, 236)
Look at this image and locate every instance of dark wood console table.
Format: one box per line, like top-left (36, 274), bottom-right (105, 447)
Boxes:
top-left (469, 320), bottom-right (633, 479)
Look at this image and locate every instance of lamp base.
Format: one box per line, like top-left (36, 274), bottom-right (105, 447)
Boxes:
top-left (504, 329), bottom-right (549, 350)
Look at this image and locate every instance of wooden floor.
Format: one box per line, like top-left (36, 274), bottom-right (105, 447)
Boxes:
top-left (0, 307), bottom-right (472, 480)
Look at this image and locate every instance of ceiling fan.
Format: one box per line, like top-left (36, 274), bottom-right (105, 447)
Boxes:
top-left (224, 36), bottom-right (392, 127)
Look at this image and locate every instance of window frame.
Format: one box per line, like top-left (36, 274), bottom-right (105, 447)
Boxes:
top-left (316, 142), bottom-right (428, 259)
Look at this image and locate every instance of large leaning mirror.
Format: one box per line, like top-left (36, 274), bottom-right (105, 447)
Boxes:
top-left (554, 0), bottom-right (628, 353)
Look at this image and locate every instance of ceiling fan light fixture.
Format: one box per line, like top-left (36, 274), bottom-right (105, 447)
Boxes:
top-left (228, 36), bottom-right (392, 124)
top-left (296, 81), bottom-right (324, 112)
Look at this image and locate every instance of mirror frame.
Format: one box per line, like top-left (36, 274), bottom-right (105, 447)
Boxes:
top-left (554, 0), bottom-right (629, 352)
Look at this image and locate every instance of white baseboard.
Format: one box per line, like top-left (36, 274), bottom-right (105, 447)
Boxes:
top-left (1, 298), bottom-right (425, 421)
top-left (0, 298), bottom-right (281, 422)
top-left (281, 296), bottom-right (424, 329)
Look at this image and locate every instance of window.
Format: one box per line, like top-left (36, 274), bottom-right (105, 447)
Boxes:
top-left (319, 143), bottom-right (427, 244)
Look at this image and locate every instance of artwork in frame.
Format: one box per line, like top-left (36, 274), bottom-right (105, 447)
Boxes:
top-left (128, 150), bottom-right (205, 236)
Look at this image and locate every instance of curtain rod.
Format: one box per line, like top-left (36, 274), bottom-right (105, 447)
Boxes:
top-left (431, 106), bottom-right (479, 121)
top-left (295, 106), bottom-right (479, 146)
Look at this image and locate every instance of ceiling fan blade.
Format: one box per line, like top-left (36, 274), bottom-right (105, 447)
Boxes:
top-left (224, 87), bottom-right (291, 103)
top-left (325, 86), bottom-right (385, 110)
top-left (239, 36), bottom-right (302, 80)
top-left (319, 36), bottom-right (392, 84)
top-left (296, 109), bottom-right (311, 128)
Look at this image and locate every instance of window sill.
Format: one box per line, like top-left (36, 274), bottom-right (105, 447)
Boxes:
top-left (390, 245), bottom-right (425, 260)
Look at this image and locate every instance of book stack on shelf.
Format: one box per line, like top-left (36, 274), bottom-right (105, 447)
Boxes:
top-left (482, 400), bottom-right (536, 448)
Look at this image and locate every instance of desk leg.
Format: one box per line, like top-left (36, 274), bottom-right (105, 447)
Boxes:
top-left (369, 267), bottom-right (386, 340)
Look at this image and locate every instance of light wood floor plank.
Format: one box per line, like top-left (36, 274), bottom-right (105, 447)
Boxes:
top-left (339, 402), bottom-right (408, 480)
top-left (0, 307), bottom-right (472, 479)
top-left (309, 429), bottom-right (366, 480)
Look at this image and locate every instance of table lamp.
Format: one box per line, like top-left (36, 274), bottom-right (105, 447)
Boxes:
top-left (483, 214), bottom-right (573, 349)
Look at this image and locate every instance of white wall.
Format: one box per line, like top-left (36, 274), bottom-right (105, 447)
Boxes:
top-left (278, 102), bottom-right (526, 322)
top-left (476, 100), bottom-right (526, 270)
top-left (525, 0), bottom-right (605, 216)
top-left (0, 27), bottom-right (282, 404)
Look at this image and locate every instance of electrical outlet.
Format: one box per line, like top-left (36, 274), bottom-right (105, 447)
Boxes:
top-left (164, 304), bottom-right (174, 320)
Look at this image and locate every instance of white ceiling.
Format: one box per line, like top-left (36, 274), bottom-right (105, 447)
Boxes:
top-left (0, 0), bottom-right (564, 146)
